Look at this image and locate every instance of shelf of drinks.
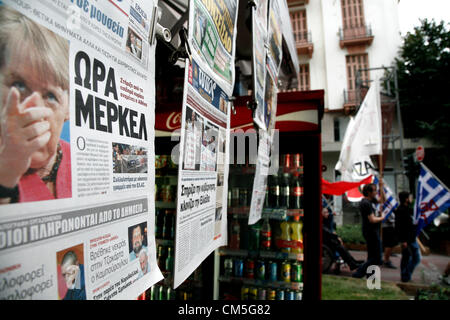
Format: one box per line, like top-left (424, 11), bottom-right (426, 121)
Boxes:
top-left (230, 166), bottom-right (304, 176)
top-left (228, 207), bottom-right (304, 220)
top-left (155, 201), bottom-right (177, 209)
top-left (218, 247), bottom-right (303, 262)
top-left (218, 276), bottom-right (303, 290)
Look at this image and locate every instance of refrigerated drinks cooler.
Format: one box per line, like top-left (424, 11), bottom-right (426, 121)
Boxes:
top-left (214, 90), bottom-right (324, 301)
top-left (152, 90), bottom-right (324, 301)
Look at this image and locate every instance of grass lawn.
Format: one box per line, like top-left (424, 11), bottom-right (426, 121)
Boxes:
top-left (322, 274), bottom-right (410, 300)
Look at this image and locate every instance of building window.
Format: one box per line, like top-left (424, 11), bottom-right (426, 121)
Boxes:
top-left (298, 64), bottom-right (310, 91)
top-left (333, 118), bottom-right (340, 142)
top-left (291, 9), bottom-right (308, 43)
top-left (341, 0), bottom-right (365, 29)
top-left (346, 54), bottom-right (369, 91)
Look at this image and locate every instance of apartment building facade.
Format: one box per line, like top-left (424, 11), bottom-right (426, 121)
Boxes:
top-left (286, 0), bottom-right (411, 224)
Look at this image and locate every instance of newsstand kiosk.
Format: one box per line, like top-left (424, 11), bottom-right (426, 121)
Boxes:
top-left (152, 89), bottom-right (324, 301)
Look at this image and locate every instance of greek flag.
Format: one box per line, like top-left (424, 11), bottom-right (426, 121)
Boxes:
top-left (414, 163), bottom-right (450, 235)
top-left (373, 176), bottom-right (399, 221)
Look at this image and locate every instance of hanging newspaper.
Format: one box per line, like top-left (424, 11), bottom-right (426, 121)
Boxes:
top-left (248, 68), bottom-right (279, 224)
top-left (252, 0), bottom-right (269, 132)
top-left (174, 0), bottom-right (238, 288)
top-left (248, 131), bottom-right (270, 225)
top-left (189, 0), bottom-right (239, 96)
top-left (266, 0), bottom-right (283, 82)
top-left (0, 0), bottom-right (162, 300)
top-left (174, 59), bottom-right (231, 288)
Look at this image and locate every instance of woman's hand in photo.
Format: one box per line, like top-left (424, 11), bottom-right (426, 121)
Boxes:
top-left (0, 87), bottom-right (53, 187)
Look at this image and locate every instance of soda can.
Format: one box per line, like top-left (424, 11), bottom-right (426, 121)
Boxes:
top-left (267, 289), bottom-right (276, 300)
top-left (291, 262), bottom-right (302, 283)
top-left (281, 261), bottom-right (291, 282)
top-left (268, 261), bottom-right (278, 281)
top-left (234, 259), bottom-right (244, 277)
top-left (245, 259), bottom-right (255, 279)
top-left (258, 288), bottom-right (267, 300)
top-left (295, 290), bottom-right (303, 300)
top-left (256, 260), bottom-right (265, 281)
top-left (224, 258), bottom-right (233, 277)
top-left (285, 289), bottom-right (295, 300)
top-left (249, 287), bottom-right (258, 300)
top-left (276, 288), bottom-right (285, 300)
top-left (241, 286), bottom-right (249, 300)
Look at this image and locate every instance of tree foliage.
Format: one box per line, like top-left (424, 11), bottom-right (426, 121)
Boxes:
top-left (395, 19), bottom-right (450, 180)
top-left (396, 19), bottom-right (450, 141)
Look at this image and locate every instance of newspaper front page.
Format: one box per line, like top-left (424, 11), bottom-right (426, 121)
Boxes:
top-left (174, 0), bottom-right (239, 288)
top-left (0, 0), bottom-right (162, 300)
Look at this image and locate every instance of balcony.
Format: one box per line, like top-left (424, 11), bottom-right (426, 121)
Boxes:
top-left (294, 31), bottom-right (314, 58)
top-left (343, 88), bottom-right (368, 113)
top-left (339, 25), bottom-right (374, 49)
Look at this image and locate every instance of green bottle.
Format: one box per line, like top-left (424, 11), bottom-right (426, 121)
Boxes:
top-left (165, 247), bottom-right (174, 271)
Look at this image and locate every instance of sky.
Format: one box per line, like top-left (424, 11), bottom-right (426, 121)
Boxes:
top-left (398, 0), bottom-right (450, 35)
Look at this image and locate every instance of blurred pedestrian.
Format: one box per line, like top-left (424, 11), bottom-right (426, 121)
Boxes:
top-left (352, 183), bottom-right (386, 278)
top-left (382, 211), bottom-right (398, 269)
top-left (395, 191), bottom-right (421, 282)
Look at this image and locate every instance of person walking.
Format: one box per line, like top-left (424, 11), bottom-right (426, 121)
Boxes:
top-left (382, 211), bottom-right (398, 269)
top-left (395, 191), bottom-right (421, 282)
top-left (352, 183), bottom-right (386, 278)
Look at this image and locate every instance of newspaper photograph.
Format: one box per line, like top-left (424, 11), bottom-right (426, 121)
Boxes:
top-left (0, 0), bottom-right (162, 300)
top-left (189, 0), bottom-right (239, 96)
top-left (174, 58), bottom-right (231, 288)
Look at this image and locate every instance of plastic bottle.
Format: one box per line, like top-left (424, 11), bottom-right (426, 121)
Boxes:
top-left (289, 171), bottom-right (302, 209)
top-left (268, 174), bottom-right (280, 208)
top-left (280, 217), bottom-right (291, 253)
top-left (260, 218), bottom-right (272, 250)
top-left (290, 215), bottom-right (303, 254)
top-left (280, 173), bottom-right (290, 208)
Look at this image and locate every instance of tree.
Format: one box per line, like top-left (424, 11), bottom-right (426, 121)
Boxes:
top-left (395, 19), bottom-right (450, 185)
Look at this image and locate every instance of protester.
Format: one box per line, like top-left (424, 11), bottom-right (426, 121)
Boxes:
top-left (395, 191), bottom-right (421, 282)
top-left (322, 208), bottom-right (361, 271)
top-left (382, 211), bottom-right (398, 269)
top-left (60, 251), bottom-right (86, 300)
top-left (352, 183), bottom-right (386, 278)
top-left (0, 6), bottom-right (71, 204)
top-left (322, 195), bottom-right (335, 232)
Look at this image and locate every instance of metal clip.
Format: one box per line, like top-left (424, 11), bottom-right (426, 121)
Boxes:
top-left (169, 27), bottom-right (192, 65)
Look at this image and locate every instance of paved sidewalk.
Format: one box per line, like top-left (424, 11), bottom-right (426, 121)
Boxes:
top-left (332, 250), bottom-right (450, 286)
